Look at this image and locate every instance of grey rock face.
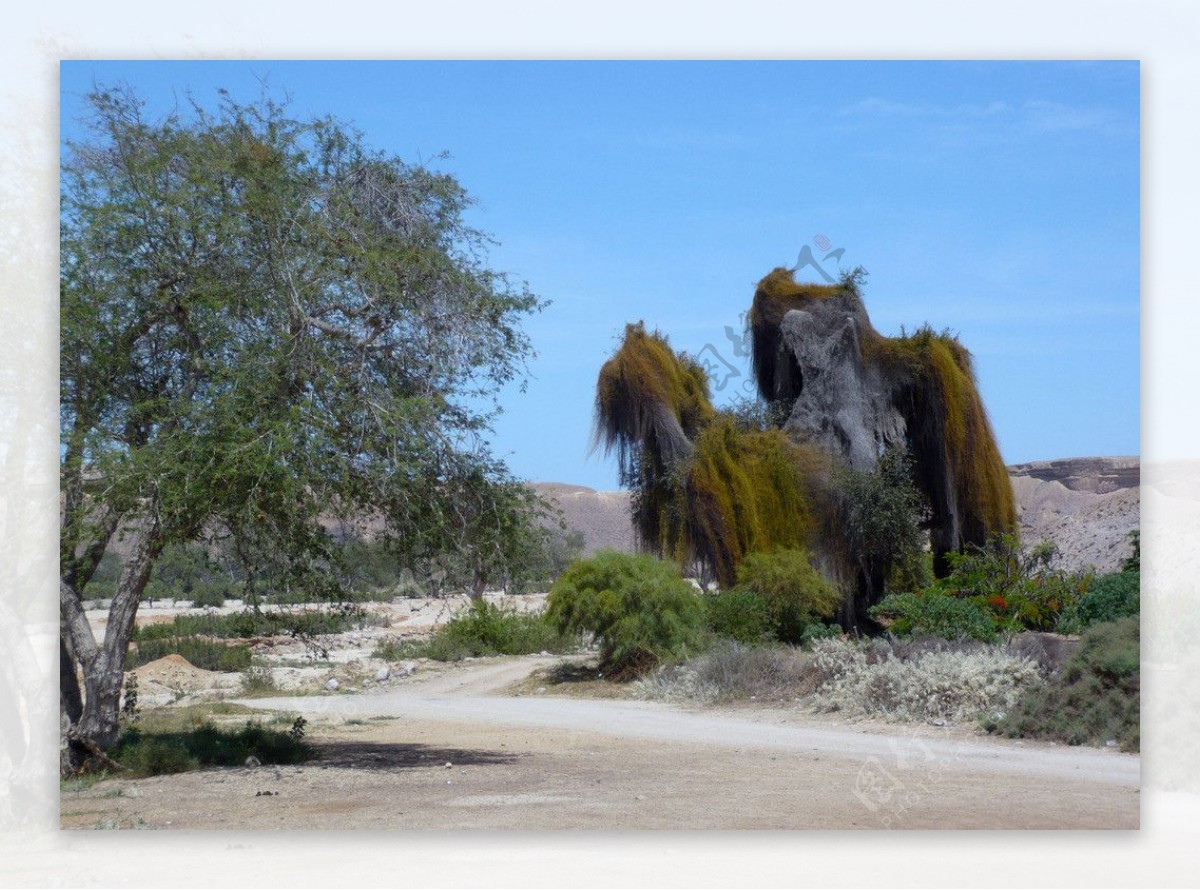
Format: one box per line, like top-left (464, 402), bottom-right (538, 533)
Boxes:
top-left (777, 302), bottom-right (907, 470)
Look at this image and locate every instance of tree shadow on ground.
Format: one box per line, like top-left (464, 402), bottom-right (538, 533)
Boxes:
top-left (311, 741), bottom-right (522, 771)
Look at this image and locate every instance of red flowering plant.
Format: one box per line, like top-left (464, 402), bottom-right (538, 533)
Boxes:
top-left (942, 535), bottom-right (1086, 633)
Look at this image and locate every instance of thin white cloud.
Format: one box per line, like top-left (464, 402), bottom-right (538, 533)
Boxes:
top-left (837, 96), bottom-right (1133, 139)
top-left (837, 98), bottom-right (1012, 119)
top-left (1023, 99), bottom-right (1130, 136)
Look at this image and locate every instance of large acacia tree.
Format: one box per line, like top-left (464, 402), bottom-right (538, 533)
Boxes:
top-left (60, 87), bottom-right (545, 769)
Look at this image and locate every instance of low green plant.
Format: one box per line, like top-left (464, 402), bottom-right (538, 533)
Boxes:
top-left (546, 550), bottom-right (706, 678)
top-left (704, 589), bottom-right (772, 643)
top-left (869, 590), bottom-right (998, 642)
top-left (427, 600), bottom-right (572, 660)
top-left (731, 548), bottom-right (839, 643)
top-left (239, 664), bottom-right (280, 694)
top-left (1056, 570), bottom-right (1139, 635)
top-left (986, 617), bottom-right (1139, 751)
top-left (800, 622), bottom-right (841, 647)
top-left (374, 601), bottom-right (573, 662)
top-left (189, 581), bottom-right (227, 608)
top-left (115, 719), bottom-right (311, 777)
top-left (943, 535), bottom-right (1085, 632)
top-left (133, 606), bottom-right (379, 642)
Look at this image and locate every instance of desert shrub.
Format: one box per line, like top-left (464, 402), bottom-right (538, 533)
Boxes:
top-left (189, 581), bottom-right (227, 608)
top-left (869, 590), bottom-right (998, 642)
top-left (1056, 570), bottom-right (1139, 635)
top-left (133, 606), bottom-right (379, 642)
top-left (372, 638), bottom-right (425, 661)
top-left (987, 617), bottom-right (1139, 751)
top-left (420, 600), bottom-right (572, 661)
top-left (115, 719), bottom-right (310, 777)
top-left (835, 446), bottom-right (931, 600)
top-left (943, 535), bottom-right (1086, 632)
top-left (809, 637), bottom-right (1043, 723)
top-left (239, 664), bottom-right (280, 695)
top-left (732, 548), bottom-right (839, 643)
top-left (704, 589), bottom-right (772, 643)
top-left (1004, 632), bottom-right (1078, 677)
top-left (633, 640), bottom-right (813, 704)
top-left (127, 636), bottom-right (252, 672)
top-left (545, 550), bottom-right (706, 677)
top-left (800, 622), bottom-right (841, 647)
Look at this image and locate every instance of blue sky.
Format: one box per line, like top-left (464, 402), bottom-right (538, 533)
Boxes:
top-left (60, 61), bottom-right (1140, 490)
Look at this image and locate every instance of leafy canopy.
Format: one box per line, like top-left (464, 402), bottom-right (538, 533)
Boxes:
top-left (60, 85), bottom-right (547, 594)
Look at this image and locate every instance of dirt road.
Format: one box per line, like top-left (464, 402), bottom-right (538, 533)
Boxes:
top-left (61, 656), bottom-right (1139, 829)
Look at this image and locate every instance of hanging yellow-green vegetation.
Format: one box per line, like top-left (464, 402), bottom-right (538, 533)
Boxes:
top-left (748, 268), bottom-right (1016, 578)
top-left (595, 322), bottom-right (715, 476)
top-left (594, 323), bottom-right (830, 587)
top-left (595, 266), bottom-right (1016, 622)
top-left (681, 418), bottom-right (830, 586)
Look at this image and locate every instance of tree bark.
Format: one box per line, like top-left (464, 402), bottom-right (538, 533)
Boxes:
top-left (61, 511), bottom-right (162, 771)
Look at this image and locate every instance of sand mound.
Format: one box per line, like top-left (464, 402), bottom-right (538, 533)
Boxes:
top-left (132, 654), bottom-right (229, 695)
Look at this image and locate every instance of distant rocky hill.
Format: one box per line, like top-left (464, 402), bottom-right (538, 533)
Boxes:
top-left (529, 483), bottom-right (635, 555)
top-left (534, 455), bottom-right (1141, 574)
top-left (1008, 456), bottom-right (1140, 574)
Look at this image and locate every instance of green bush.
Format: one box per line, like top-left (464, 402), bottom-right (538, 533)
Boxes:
top-left (986, 617), bottom-right (1139, 751)
top-left (704, 589), bottom-right (772, 643)
top-left (133, 607), bottom-right (377, 642)
top-left (732, 548), bottom-right (840, 643)
top-left (116, 720), bottom-right (311, 777)
top-left (942, 535), bottom-right (1085, 632)
top-left (426, 600), bottom-right (573, 661)
top-left (800, 622), bottom-right (841, 647)
top-left (189, 581), bottom-right (227, 608)
top-left (546, 550), bottom-right (706, 677)
top-left (1057, 570), bottom-right (1139, 635)
top-left (869, 590), bottom-right (998, 642)
top-left (127, 636), bottom-right (253, 672)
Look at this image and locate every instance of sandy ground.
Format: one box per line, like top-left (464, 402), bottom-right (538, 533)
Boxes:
top-left (61, 655), bottom-right (1139, 830)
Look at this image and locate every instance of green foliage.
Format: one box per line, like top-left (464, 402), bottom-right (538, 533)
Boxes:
top-left (679, 420), bottom-right (822, 587)
top-left (239, 665), bottom-right (280, 695)
top-left (800, 622), bottom-right (842, 647)
top-left (115, 719), bottom-right (311, 777)
top-left (133, 606), bottom-right (377, 642)
top-left (869, 590), bottom-right (998, 642)
top-left (545, 551), bottom-right (706, 677)
top-left (731, 548), bottom-right (840, 644)
top-left (404, 600), bottom-right (573, 661)
top-left (835, 446), bottom-right (930, 601)
top-left (594, 324), bottom-right (825, 588)
top-left (943, 534), bottom-right (1086, 632)
top-left (507, 525), bottom-right (587, 595)
top-left (722, 394), bottom-right (792, 432)
top-left (127, 635), bottom-right (253, 672)
top-left (595, 322), bottom-right (715, 478)
top-left (704, 589), bottom-right (772, 644)
top-left (60, 84), bottom-right (547, 756)
top-left (986, 617), bottom-right (1139, 751)
top-left (1057, 570), bottom-right (1140, 635)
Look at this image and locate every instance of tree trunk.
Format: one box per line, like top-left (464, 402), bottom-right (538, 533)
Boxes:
top-left (60, 512), bottom-right (162, 772)
top-left (471, 564), bottom-right (487, 600)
